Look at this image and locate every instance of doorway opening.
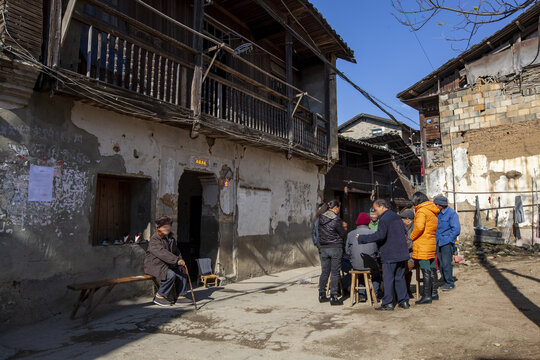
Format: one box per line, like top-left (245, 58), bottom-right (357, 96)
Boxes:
top-left (177, 170), bottom-right (219, 281)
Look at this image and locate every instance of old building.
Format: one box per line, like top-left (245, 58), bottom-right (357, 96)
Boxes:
top-left (398, 3), bottom-right (540, 246)
top-left (0, 0), bottom-right (354, 327)
top-left (338, 112), bottom-right (418, 145)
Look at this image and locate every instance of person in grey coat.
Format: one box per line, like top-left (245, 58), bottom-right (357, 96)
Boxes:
top-left (345, 212), bottom-right (381, 302)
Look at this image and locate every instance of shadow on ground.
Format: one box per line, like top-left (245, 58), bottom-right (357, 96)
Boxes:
top-left (474, 241), bottom-right (540, 328)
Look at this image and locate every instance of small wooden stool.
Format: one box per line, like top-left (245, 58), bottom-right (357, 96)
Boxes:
top-left (350, 269), bottom-right (377, 306)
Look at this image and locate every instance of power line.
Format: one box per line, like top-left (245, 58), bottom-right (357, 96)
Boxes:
top-left (403, 12), bottom-right (435, 70)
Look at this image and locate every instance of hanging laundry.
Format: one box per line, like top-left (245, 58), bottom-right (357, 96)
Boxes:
top-left (514, 196), bottom-right (525, 224)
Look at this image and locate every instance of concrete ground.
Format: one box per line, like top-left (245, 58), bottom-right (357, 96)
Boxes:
top-left (1, 255), bottom-right (539, 360)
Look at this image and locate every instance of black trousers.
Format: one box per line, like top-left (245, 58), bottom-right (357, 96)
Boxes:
top-left (157, 268), bottom-right (188, 299)
top-left (381, 261), bottom-right (409, 306)
top-left (319, 247), bottom-right (343, 295)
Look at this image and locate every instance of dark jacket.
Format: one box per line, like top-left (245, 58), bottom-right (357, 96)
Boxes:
top-left (312, 218), bottom-right (320, 249)
top-left (357, 210), bottom-right (410, 264)
top-left (318, 210), bottom-right (347, 248)
top-left (346, 225), bottom-right (378, 270)
top-left (144, 232), bottom-right (182, 281)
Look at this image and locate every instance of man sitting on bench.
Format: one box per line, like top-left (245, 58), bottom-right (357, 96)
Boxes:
top-left (144, 216), bottom-right (191, 306)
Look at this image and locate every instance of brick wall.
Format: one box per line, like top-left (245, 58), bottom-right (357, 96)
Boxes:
top-left (438, 65), bottom-right (540, 138)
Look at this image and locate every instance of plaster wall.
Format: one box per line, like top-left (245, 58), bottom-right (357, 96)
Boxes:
top-left (424, 67), bottom-right (540, 245)
top-left (0, 94), bottom-right (321, 328)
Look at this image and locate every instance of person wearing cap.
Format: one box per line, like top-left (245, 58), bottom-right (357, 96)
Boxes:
top-left (369, 208), bottom-right (379, 231)
top-left (434, 195), bottom-right (461, 291)
top-left (357, 199), bottom-right (411, 311)
top-left (144, 216), bottom-right (191, 306)
top-left (399, 209), bottom-right (415, 298)
top-left (345, 212), bottom-right (381, 302)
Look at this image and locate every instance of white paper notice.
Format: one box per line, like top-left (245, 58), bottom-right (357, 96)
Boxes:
top-left (28, 165), bottom-right (54, 202)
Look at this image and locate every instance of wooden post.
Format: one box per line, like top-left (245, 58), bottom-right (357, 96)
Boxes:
top-left (190, 0), bottom-right (204, 139)
top-left (286, 28), bottom-right (294, 159)
top-left (328, 54), bottom-right (338, 161)
top-left (46, 0), bottom-right (62, 68)
top-left (368, 151), bottom-right (374, 186)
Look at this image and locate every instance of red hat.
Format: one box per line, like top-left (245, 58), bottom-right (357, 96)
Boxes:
top-left (355, 212), bottom-right (371, 226)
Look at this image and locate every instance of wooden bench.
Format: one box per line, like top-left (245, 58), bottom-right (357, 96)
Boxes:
top-left (67, 275), bottom-right (159, 320)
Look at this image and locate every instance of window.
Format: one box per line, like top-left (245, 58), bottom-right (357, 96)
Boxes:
top-left (92, 174), bottom-right (151, 246)
top-left (371, 128), bottom-right (383, 136)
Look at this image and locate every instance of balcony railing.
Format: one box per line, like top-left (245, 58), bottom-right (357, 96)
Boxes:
top-left (60, 0), bottom-right (329, 158)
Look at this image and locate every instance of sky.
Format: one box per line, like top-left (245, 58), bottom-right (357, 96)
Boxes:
top-left (309, 1), bottom-right (526, 129)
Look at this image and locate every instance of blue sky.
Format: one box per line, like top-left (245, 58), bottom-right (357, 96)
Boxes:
top-left (309, 1), bottom-right (525, 129)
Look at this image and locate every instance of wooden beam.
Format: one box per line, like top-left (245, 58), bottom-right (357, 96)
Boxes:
top-left (60, 0), bottom-right (77, 46)
top-left (190, 0), bottom-right (205, 139)
top-left (286, 27), bottom-right (294, 159)
top-left (46, 0), bottom-right (62, 68)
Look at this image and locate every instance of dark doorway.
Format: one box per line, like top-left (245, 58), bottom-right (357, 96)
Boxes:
top-left (177, 171), bottom-right (219, 282)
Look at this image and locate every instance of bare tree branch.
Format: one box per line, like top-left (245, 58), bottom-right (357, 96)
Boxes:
top-left (392, 0), bottom-right (537, 50)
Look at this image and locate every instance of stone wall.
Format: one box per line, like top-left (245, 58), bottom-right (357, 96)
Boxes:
top-left (424, 65), bottom-right (540, 245)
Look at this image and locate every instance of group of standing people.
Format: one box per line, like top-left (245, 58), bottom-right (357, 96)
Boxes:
top-left (312, 192), bottom-right (460, 311)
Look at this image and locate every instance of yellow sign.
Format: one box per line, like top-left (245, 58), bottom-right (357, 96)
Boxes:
top-left (194, 158), bottom-right (208, 167)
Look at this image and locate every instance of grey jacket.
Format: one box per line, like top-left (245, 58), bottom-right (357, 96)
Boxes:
top-left (346, 225), bottom-right (378, 270)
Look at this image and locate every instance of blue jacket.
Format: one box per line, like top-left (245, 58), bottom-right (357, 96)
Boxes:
top-left (357, 210), bottom-right (410, 264)
top-left (436, 207), bottom-right (461, 247)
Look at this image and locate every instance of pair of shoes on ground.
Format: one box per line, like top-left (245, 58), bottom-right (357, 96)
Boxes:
top-left (319, 293), bottom-right (343, 306)
top-left (375, 300), bottom-right (410, 311)
top-left (440, 284), bottom-right (455, 291)
top-left (153, 295), bottom-right (193, 306)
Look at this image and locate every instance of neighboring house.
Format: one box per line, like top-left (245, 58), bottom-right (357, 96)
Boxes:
top-left (0, 0), bottom-right (354, 327)
top-left (338, 113), bottom-right (420, 147)
top-left (360, 132), bottom-right (422, 187)
top-left (325, 135), bottom-right (411, 228)
top-left (397, 3), bottom-right (540, 245)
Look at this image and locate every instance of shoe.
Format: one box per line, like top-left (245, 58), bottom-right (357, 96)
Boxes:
top-left (318, 292), bottom-right (329, 303)
top-left (329, 294), bottom-right (343, 306)
top-left (431, 269), bottom-right (439, 301)
top-left (415, 269), bottom-right (433, 305)
top-left (375, 303), bottom-right (394, 311)
top-left (153, 295), bottom-right (172, 307)
top-left (398, 300), bottom-right (410, 309)
top-left (357, 293), bottom-right (367, 303)
top-left (440, 284), bottom-right (455, 291)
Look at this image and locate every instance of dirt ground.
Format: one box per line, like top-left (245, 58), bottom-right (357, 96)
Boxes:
top-left (1, 255), bottom-right (539, 360)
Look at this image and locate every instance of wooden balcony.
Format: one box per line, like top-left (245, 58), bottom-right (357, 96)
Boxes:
top-left (56, 0), bottom-right (329, 160)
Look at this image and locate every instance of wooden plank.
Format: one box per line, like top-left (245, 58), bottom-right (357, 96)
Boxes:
top-left (68, 275), bottom-right (156, 291)
top-left (46, 0), bottom-right (62, 66)
top-left (60, 0), bottom-right (77, 46)
top-left (86, 26), bottom-right (93, 77)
